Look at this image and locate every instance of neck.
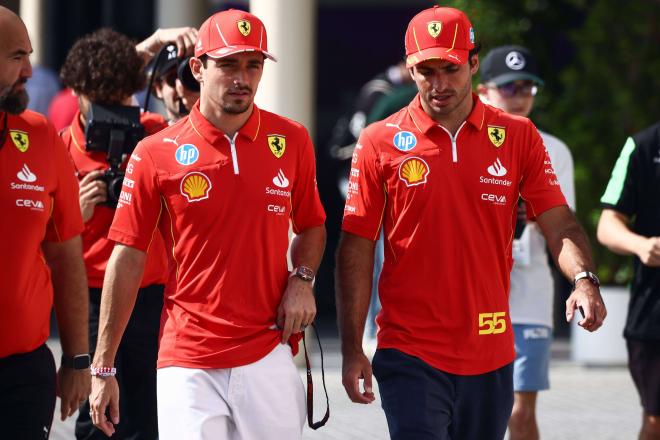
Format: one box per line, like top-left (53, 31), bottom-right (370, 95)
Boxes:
top-left (423, 93), bottom-right (474, 135)
top-left (199, 99), bottom-right (253, 137)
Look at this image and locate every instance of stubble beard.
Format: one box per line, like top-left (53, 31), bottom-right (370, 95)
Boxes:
top-left (0, 86), bottom-right (29, 115)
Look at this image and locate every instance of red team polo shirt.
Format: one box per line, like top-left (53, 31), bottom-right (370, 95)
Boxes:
top-left (61, 111), bottom-right (168, 288)
top-left (0, 110), bottom-right (84, 358)
top-left (342, 94), bottom-right (566, 375)
top-left (109, 102), bottom-right (326, 369)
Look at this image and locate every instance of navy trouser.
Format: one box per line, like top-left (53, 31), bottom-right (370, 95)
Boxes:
top-left (373, 348), bottom-right (513, 440)
top-left (0, 344), bottom-right (57, 439)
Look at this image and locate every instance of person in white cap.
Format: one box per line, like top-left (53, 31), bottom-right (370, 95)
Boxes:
top-left (88, 9), bottom-right (326, 440)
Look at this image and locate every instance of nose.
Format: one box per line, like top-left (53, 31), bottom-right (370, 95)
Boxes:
top-left (21, 57), bottom-right (33, 80)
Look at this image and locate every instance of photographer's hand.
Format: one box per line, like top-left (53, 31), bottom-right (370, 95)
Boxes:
top-left (136, 27), bottom-right (198, 63)
top-left (79, 170), bottom-right (107, 222)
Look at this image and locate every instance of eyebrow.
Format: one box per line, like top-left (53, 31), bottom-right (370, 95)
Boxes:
top-left (9, 49), bottom-right (31, 57)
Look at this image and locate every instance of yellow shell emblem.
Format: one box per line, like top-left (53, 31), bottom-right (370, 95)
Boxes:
top-left (237, 19), bottom-right (251, 37)
top-left (10, 130), bottom-right (29, 152)
top-left (398, 157), bottom-right (430, 187)
top-left (427, 21), bottom-right (442, 38)
top-left (488, 125), bottom-right (506, 148)
top-left (180, 172), bottom-right (212, 202)
top-left (267, 135), bottom-right (286, 158)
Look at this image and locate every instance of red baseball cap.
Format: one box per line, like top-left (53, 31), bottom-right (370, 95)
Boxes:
top-left (404, 6), bottom-right (475, 68)
top-left (194, 9), bottom-right (277, 62)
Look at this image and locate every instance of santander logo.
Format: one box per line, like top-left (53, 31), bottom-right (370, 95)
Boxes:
top-left (487, 158), bottom-right (507, 177)
top-left (272, 169), bottom-right (289, 188)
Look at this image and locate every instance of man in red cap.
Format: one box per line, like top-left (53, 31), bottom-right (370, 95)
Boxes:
top-left (336, 6), bottom-right (606, 439)
top-left (88, 9), bottom-right (326, 440)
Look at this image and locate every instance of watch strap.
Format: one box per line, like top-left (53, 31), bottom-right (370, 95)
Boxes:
top-left (61, 354), bottom-right (91, 370)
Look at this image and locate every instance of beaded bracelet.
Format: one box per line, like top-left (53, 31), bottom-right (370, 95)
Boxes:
top-left (90, 366), bottom-right (117, 378)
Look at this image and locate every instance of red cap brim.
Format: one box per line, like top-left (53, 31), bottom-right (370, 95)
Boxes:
top-left (204, 45), bottom-right (277, 62)
top-left (406, 47), bottom-right (468, 68)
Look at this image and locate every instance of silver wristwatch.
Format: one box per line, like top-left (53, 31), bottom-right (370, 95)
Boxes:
top-left (573, 271), bottom-right (600, 288)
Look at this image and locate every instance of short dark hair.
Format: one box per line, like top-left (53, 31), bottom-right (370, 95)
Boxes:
top-left (60, 28), bottom-right (146, 105)
top-left (469, 42), bottom-right (482, 64)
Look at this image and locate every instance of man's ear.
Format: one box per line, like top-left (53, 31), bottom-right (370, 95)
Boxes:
top-left (470, 55), bottom-right (479, 75)
top-left (190, 57), bottom-right (204, 84)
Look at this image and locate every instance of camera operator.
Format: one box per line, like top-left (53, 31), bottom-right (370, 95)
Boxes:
top-left (58, 26), bottom-right (196, 440)
top-left (148, 43), bottom-right (200, 123)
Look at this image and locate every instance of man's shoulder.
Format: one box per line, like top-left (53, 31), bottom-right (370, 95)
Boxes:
top-left (136, 117), bottom-right (193, 159)
top-left (632, 121), bottom-right (660, 151)
top-left (362, 106), bottom-right (411, 140)
top-left (140, 111), bottom-right (168, 135)
top-left (258, 108), bottom-right (310, 138)
top-left (10, 109), bottom-right (50, 132)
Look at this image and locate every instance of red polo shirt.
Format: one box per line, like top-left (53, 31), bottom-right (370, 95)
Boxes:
top-left (0, 110), bottom-right (84, 357)
top-left (109, 102), bottom-right (326, 369)
top-left (61, 111), bottom-right (168, 288)
top-left (342, 94), bottom-right (566, 375)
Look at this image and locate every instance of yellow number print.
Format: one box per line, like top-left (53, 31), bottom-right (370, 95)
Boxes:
top-left (478, 312), bottom-right (507, 335)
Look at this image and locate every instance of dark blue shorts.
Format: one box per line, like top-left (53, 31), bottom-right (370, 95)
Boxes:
top-left (373, 348), bottom-right (513, 440)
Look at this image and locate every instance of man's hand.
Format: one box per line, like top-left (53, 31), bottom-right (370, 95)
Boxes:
top-left (637, 236), bottom-right (660, 267)
top-left (341, 351), bottom-right (376, 404)
top-left (566, 281), bottom-right (607, 332)
top-left (90, 376), bottom-right (120, 437)
top-left (79, 170), bottom-right (106, 222)
top-left (56, 367), bottom-right (91, 421)
top-left (137, 27), bottom-right (199, 61)
top-left (276, 277), bottom-right (316, 343)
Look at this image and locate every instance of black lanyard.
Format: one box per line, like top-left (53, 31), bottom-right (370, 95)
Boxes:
top-left (302, 323), bottom-right (330, 429)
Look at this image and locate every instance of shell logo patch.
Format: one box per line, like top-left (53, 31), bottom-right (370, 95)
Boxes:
top-left (488, 126), bottom-right (506, 148)
top-left (10, 130), bottom-right (29, 152)
top-left (427, 21), bottom-right (442, 38)
top-left (237, 19), bottom-right (251, 37)
top-left (180, 172), bottom-right (212, 202)
top-left (398, 157), bottom-right (430, 187)
top-left (267, 135), bottom-right (286, 158)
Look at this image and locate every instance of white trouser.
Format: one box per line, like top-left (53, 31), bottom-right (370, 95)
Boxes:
top-left (157, 344), bottom-right (306, 440)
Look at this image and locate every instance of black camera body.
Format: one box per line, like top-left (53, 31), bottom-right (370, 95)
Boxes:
top-left (85, 104), bottom-right (144, 208)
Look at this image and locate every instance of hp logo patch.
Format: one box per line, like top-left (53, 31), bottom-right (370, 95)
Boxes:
top-left (175, 144), bottom-right (199, 166)
top-left (393, 131), bottom-right (417, 152)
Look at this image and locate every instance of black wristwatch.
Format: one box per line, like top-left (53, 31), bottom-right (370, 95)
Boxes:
top-left (61, 354), bottom-right (91, 370)
top-left (573, 271), bottom-right (600, 289)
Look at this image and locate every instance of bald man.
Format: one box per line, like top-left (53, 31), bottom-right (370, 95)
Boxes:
top-left (0, 7), bottom-right (90, 439)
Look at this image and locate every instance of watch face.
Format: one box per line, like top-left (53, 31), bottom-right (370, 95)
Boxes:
top-left (73, 354), bottom-right (91, 369)
top-left (296, 266), bottom-right (314, 281)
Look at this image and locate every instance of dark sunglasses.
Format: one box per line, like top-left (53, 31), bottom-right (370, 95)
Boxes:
top-left (492, 81), bottom-right (539, 98)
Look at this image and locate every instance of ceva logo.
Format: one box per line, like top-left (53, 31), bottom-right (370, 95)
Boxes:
top-left (16, 199), bottom-right (44, 210)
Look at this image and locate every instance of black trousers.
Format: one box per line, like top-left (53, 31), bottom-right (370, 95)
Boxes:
top-left (373, 348), bottom-right (514, 440)
top-left (75, 285), bottom-right (164, 440)
top-left (0, 344), bottom-right (57, 439)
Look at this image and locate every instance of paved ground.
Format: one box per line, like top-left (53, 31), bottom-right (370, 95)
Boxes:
top-left (49, 334), bottom-right (640, 440)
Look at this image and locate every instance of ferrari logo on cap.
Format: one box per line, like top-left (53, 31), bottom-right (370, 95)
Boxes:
top-left (237, 19), bottom-right (251, 37)
top-left (427, 21), bottom-right (442, 38)
top-left (10, 130), bottom-right (29, 152)
top-left (268, 135), bottom-right (286, 158)
top-left (488, 126), bottom-right (506, 148)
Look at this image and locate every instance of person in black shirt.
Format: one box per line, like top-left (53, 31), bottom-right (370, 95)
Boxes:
top-left (598, 121), bottom-right (660, 440)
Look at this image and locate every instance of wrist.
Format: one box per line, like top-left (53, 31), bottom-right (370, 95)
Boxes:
top-left (290, 265), bottom-right (315, 282)
top-left (61, 353), bottom-right (91, 370)
top-left (573, 271), bottom-right (600, 289)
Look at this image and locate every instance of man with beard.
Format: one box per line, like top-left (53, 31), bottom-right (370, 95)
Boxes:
top-left (148, 42), bottom-right (200, 124)
top-left (336, 6), bottom-right (606, 440)
top-left (89, 9), bottom-right (326, 440)
top-left (0, 6), bottom-right (90, 438)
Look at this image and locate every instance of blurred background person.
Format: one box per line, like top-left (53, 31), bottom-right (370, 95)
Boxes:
top-left (146, 42), bottom-right (200, 124)
top-left (478, 45), bottom-right (576, 440)
top-left (0, 6), bottom-right (90, 438)
top-left (598, 121), bottom-right (660, 440)
top-left (58, 25), bottom-right (196, 440)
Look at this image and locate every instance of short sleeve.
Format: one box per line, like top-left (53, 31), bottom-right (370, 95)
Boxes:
top-left (108, 141), bottom-right (163, 252)
top-left (290, 131), bottom-right (326, 233)
top-left (600, 137), bottom-right (639, 216)
top-left (341, 129), bottom-right (386, 240)
top-left (519, 124), bottom-right (567, 218)
top-left (44, 122), bottom-right (83, 242)
top-left (546, 136), bottom-right (576, 210)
